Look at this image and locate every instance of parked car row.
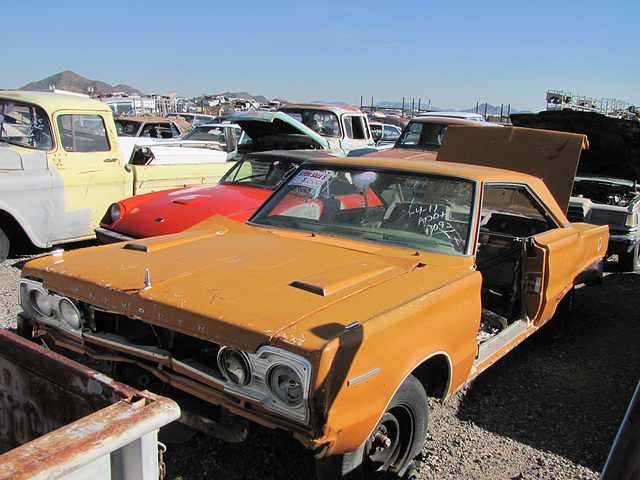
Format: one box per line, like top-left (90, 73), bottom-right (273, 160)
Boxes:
top-left (5, 90), bottom-right (635, 478)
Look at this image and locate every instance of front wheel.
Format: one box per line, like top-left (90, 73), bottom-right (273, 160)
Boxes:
top-left (0, 227), bottom-right (9, 261)
top-left (316, 375), bottom-right (428, 479)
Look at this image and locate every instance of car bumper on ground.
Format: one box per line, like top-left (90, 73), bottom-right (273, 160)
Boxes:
top-left (94, 228), bottom-right (137, 244)
top-left (607, 233), bottom-right (638, 255)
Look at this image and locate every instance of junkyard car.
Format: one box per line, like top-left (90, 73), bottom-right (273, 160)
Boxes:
top-left (230, 103), bottom-right (376, 157)
top-left (115, 116), bottom-right (193, 138)
top-left (359, 116), bottom-right (492, 161)
top-left (511, 110), bottom-right (640, 271)
top-left (95, 150), bottom-right (331, 243)
top-left (165, 112), bottom-right (219, 126)
top-left (369, 121), bottom-right (402, 147)
top-left (17, 128), bottom-right (608, 479)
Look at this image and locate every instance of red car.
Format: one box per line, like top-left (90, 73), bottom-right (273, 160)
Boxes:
top-left (95, 150), bottom-right (332, 243)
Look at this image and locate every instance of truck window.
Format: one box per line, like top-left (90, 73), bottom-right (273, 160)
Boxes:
top-left (344, 115), bottom-right (368, 139)
top-left (0, 100), bottom-right (53, 150)
top-left (57, 114), bottom-right (110, 152)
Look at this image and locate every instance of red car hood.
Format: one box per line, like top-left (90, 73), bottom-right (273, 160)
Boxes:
top-left (112, 183), bottom-right (272, 237)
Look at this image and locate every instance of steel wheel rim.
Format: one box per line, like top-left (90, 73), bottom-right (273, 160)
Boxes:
top-left (363, 405), bottom-right (415, 478)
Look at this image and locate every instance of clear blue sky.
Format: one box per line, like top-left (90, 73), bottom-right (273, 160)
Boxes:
top-left (3, 0), bottom-right (637, 112)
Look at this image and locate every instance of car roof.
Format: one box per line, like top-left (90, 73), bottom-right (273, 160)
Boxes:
top-left (116, 116), bottom-right (184, 123)
top-left (245, 150), bottom-right (336, 161)
top-left (305, 154), bottom-right (542, 183)
top-left (418, 111), bottom-right (486, 121)
top-left (408, 116), bottom-right (483, 126)
top-left (0, 90), bottom-right (113, 113)
top-left (278, 103), bottom-right (364, 115)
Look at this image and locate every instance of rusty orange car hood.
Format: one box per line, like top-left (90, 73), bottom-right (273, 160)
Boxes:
top-left (24, 216), bottom-right (475, 352)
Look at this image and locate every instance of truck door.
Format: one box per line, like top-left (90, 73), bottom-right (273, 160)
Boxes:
top-left (341, 115), bottom-right (374, 153)
top-left (50, 112), bottom-right (131, 243)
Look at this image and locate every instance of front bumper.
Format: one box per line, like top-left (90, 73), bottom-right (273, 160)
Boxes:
top-left (17, 313), bottom-right (319, 448)
top-left (94, 227), bottom-right (137, 244)
top-left (607, 233), bottom-right (638, 255)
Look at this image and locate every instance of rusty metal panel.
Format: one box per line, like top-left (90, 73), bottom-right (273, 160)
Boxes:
top-left (0, 329), bottom-right (180, 479)
top-left (601, 380), bottom-right (640, 480)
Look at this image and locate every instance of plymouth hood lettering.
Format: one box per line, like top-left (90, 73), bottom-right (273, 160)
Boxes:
top-left (23, 216), bottom-right (476, 348)
top-left (26, 217), bottom-right (470, 349)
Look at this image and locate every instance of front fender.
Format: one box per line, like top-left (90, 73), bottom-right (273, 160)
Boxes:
top-left (309, 268), bottom-right (482, 455)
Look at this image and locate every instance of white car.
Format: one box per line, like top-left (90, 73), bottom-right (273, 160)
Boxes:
top-left (418, 111), bottom-right (488, 123)
top-left (122, 124), bottom-right (239, 165)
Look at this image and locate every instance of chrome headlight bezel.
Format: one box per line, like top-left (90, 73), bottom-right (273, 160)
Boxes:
top-left (19, 279), bottom-right (84, 336)
top-left (220, 345), bottom-right (312, 424)
top-left (109, 203), bottom-right (122, 223)
top-left (218, 347), bottom-right (253, 387)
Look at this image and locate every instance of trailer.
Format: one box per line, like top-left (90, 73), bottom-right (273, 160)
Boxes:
top-left (0, 329), bottom-right (180, 480)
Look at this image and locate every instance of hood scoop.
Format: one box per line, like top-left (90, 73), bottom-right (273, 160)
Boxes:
top-left (289, 261), bottom-right (402, 297)
top-left (123, 243), bottom-right (149, 252)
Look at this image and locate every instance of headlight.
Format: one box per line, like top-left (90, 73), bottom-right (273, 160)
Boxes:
top-left (30, 289), bottom-right (53, 317)
top-left (58, 298), bottom-right (81, 329)
top-left (220, 346), bottom-right (312, 423)
top-left (109, 203), bottom-right (122, 223)
top-left (19, 279), bottom-right (84, 336)
top-left (267, 364), bottom-right (304, 406)
top-left (218, 348), bottom-right (252, 386)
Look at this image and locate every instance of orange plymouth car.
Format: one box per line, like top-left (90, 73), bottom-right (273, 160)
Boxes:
top-left (17, 127), bottom-right (608, 479)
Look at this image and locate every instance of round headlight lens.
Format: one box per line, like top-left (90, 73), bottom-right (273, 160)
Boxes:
top-left (30, 289), bottom-right (53, 317)
top-left (218, 348), bottom-right (252, 386)
top-left (267, 364), bottom-right (303, 406)
top-left (109, 204), bottom-right (122, 223)
top-left (58, 298), bottom-right (81, 329)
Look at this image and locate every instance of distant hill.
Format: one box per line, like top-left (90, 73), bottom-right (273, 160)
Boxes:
top-left (16, 72), bottom-right (528, 113)
top-left (221, 91), bottom-right (270, 105)
top-left (20, 70), bottom-right (141, 96)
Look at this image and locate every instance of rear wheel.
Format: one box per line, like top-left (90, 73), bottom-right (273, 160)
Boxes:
top-left (316, 375), bottom-right (428, 479)
top-left (0, 227), bottom-right (9, 261)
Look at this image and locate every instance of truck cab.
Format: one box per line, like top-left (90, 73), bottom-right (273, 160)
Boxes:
top-left (0, 91), bottom-right (236, 260)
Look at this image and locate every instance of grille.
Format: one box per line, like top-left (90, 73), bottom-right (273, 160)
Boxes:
top-left (90, 308), bottom-right (223, 375)
top-left (566, 205), bottom-right (586, 222)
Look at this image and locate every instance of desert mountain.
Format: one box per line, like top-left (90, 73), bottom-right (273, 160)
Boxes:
top-left (19, 71), bottom-right (141, 96)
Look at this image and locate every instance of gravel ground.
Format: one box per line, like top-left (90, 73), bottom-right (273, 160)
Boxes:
top-left (1, 246), bottom-right (638, 480)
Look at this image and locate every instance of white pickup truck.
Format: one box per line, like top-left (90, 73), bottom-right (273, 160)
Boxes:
top-left (0, 90), bottom-right (238, 260)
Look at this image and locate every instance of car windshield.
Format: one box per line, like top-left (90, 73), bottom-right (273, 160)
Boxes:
top-left (115, 120), bottom-right (141, 136)
top-left (396, 122), bottom-right (449, 150)
top-left (220, 154), bottom-right (302, 190)
top-left (250, 164), bottom-right (476, 255)
top-left (0, 99), bottom-right (53, 150)
top-left (279, 109), bottom-right (341, 138)
top-left (182, 125), bottom-right (227, 142)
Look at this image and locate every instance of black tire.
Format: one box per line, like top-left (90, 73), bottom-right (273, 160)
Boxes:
top-left (16, 314), bottom-right (34, 340)
top-left (316, 375), bottom-right (428, 480)
top-left (0, 227), bottom-right (9, 261)
top-left (617, 243), bottom-right (640, 272)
